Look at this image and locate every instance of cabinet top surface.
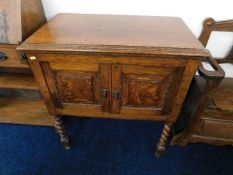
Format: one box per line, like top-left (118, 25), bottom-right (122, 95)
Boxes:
top-left (18, 13), bottom-right (208, 58)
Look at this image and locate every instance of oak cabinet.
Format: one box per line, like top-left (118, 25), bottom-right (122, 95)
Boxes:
top-left (18, 14), bottom-right (208, 156)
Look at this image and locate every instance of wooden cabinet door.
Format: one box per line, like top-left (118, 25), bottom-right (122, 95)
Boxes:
top-left (40, 62), bottom-right (111, 113)
top-left (111, 64), bottom-right (184, 116)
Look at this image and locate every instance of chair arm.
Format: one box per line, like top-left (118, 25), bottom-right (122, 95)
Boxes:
top-left (198, 56), bottom-right (225, 80)
top-left (198, 18), bottom-right (233, 46)
top-left (214, 19), bottom-right (233, 31)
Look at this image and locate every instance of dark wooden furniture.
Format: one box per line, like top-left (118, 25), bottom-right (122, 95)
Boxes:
top-left (172, 18), bottom-right (233, 146)
top-left (0, 0), bottom-right (53, 126)
top-left (18, 14), bottom-right (208, 156)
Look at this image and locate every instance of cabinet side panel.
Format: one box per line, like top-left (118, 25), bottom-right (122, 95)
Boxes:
top-left (169, 60), bottom-right (198, 123)
top-left (27, 57), bottom-right (56, 115)
top-left (40, 62), bottom-right (63, 108)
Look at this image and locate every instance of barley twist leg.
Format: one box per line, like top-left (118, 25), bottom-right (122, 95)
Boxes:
top-left (155, 123), bottom-right (172, 157)
top-left (54, 115), bottom-right (71, 150)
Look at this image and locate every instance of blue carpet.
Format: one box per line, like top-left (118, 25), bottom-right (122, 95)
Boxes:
top-left (0, 117), bottom-right (232, 175)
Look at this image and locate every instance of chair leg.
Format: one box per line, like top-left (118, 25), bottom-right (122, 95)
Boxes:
top-left (54, 115), bottom-right (71, 150)
top-left (155, 123), bottom-right (172, 158)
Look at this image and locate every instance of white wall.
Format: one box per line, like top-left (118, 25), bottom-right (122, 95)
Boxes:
top-left (41, 0), bottom-right (233, 77)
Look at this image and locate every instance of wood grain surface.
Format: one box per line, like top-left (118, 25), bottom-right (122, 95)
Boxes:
top-left (18, 14), bottom-right (208, 58)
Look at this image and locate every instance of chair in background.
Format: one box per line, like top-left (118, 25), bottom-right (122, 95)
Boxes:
top-left (172, 18), bottom-right (233, 146)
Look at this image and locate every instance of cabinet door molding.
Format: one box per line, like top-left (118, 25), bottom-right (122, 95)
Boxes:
top-left (112, 64), bottom-right (185, 116)
top-left (40, 62), bottom-right (111, 113)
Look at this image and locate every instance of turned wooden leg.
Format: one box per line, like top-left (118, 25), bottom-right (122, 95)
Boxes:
top-left (155, 123), bottom-right (172, 158)
top-left (54, 115), bottom-right (71, 150)
top-left (54, 125), bottom-right (58, 133)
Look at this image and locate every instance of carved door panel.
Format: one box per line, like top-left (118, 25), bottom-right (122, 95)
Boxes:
top-left (111, 64), bottom-right (184, 115)
top-left (41, 62), bottom-right (111, 112)
top-left (56, 71), bottom-right (100, 104)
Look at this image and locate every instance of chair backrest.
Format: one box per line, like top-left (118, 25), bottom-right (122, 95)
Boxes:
top-left (198, 18), bottom-right (233, 64)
